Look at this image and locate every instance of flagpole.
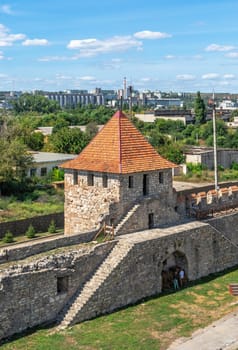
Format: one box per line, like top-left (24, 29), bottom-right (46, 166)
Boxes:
top-left (212, 92), bottom-right (219, 190)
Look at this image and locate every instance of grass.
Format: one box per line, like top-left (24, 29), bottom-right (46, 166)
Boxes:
top-left (1, 267), bottom-right (238, 350)
top-left (0, 229), bottom-right (64, 247)
top-left (0, 188), bottom-right (64, 222)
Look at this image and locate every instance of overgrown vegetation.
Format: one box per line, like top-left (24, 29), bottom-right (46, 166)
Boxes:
top-left (0, 188), bottom-right (64, 222)
top-left (1, 267), bottom-right (238, 350)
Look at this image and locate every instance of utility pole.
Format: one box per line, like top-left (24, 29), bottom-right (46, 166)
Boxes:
top-left (212, 92), bottom-right (219, 190)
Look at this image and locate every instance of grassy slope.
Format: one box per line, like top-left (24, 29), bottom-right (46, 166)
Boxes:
top-left (1, 267), bottom-right (238, 350)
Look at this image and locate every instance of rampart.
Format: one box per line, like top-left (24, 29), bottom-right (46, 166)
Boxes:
top-left (0, 212), bottom-right (64, 239)
top-left (176, 185), bottom-right (238, 218)
top-left (1, 213), bottom-right (238, 341)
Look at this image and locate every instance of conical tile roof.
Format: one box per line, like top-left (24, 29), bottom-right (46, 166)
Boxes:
top-left (61, 110), bottom-right (176, 174)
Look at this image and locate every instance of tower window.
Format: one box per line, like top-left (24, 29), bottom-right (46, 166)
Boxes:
top-left (159, 172), bottom-right (164, 184)
top-left (128, 176), bottom-right (134, 188)
top-left (88, 173), bottom-right (94, 186)
top-left (73, 170), bottom-right (78, 185)
top-left (103, 175), bottom-right (108, 188)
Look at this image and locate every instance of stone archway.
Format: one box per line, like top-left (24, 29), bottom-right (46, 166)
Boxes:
top-left (161, 251), bottom-right (188, 291)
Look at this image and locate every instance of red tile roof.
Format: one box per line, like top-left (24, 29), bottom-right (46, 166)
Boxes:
top-left (61, 110), bottom-right (176, 174)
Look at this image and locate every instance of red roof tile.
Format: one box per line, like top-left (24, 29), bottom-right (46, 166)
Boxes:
top-left (61, 110), bottom-right (176, 174)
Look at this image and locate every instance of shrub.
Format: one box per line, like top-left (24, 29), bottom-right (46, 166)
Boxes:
top-left (3, 230), bottom-right (14, 243)
top-left (26, 224), bottom-right (36, 239)
top-left (48, 220), bottom-right (56, 234)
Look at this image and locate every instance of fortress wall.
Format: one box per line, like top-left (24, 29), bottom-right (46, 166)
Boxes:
top-left (0, 230), bottom-right (97, 264)
top-left (0, 241), bottom-right (115, 340)
top-left (1, 216), bottom-right (238, 340)
top-left (72, 221), bottom-right (238, 324)
top-left (0, 212), bottom-right (64, 239)
top-left (117, 197), bottom-right (180, 235)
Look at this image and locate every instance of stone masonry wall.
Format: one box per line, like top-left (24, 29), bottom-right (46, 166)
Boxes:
top-left (64, 169), bottom-right (174, 235)
top-left (117, 195), bottom-right (180, 235)
top-left (72, 219), bottom-right (238, 325)
top-left (0, 212), bottom-right (64, 239)
top-left (0, 229), bottom-right (97, 264)
top-left (1, 213), bottom-right (238, 340)
top-left (64, 171), bottom-right (120, 234)
top-left (0, 241), bottom-right (115, 340)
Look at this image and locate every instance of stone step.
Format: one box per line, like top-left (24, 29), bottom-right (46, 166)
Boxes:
top-left (57, 241), bottom-right (134, 328)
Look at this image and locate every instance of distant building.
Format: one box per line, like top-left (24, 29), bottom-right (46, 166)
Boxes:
top-left (185, 146), bottom-right (238, 170)
top-left (28, 152), bottom-right (76, 178)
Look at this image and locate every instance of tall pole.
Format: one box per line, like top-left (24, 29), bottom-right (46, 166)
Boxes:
top-left (212, 93), bottom-right (219, 190)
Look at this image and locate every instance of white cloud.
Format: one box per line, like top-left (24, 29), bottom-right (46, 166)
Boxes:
top-left (176, 74), bottom-right (195, 81)
top-left (0, 5), bottom-right (14, 15)
top-left (67, 35), bottom-right (142, 57)
top-left (164, 55), bottom-right (175, 59)
top-left (140, 77), bottom-right (152, 82)
top-left (205, 43), bottom-right (235, 52)
top-left (134, 30), bottom-right (172, 39)
top-left (223, 74), bottom-right (235, 79)
top-left (225, 52), bottom-right (238, 58)
top-left (38, 56), bottom-right (70, 62)
top-left (0, 24), bottom-right (25, 46)
top-left (22, 39), bottom-right (49, 46)
top-left (78, 76), bottom-right (96, 81)
top-left (202, 73), bottom-right (220, 80)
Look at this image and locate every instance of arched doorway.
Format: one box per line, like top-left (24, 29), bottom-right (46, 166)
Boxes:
top-left (161, 251), bottom-right (188, 291)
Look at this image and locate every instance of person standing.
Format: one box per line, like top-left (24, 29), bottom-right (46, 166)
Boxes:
top-left (179, 268), bottom-right (185, 287)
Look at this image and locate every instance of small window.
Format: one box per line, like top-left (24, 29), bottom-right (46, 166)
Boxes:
top-left (128, 175), bottom-right (134, 188)
top-left (159, 172), bottom-right (164, 184)
top-left (102, 175), bottom-right (108, 188)
top-left (73, 170), bottom-right (78, 185)
top-left (30, 168), bottom-right (37, 177)
top-left (148, 213), bottom-right (154, 229)
top-left (87, 173), bottom-right (94, 186)
top-left (57, 276), bottom-right (69, 294)
top-left (40, 167), bottom-right (47, 176)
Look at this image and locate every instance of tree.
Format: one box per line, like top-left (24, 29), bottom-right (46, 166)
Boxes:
top-left (11, 93), bottom-right (61, 114)
top-left (49, 127), bottom-right (90, 154)
top-left (25, 132), bottom-right (44, 151)
top-left (0, 138), bottom-right (33, 184)
top-left (194, 91), bottom-right (206, 125)
top-left (85, 122), bottom-right (99, 139)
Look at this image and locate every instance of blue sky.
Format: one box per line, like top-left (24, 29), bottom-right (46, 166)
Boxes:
top-left (0, 0), bottom-right (238, 92)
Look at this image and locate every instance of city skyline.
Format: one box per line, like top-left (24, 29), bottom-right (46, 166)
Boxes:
top-left (0, 0), bottom-right (238, 92)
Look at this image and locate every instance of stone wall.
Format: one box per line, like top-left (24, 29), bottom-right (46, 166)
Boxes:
top-left (64, 171), bottom-right (120, 234)
top-left (0, 241), bottom-right (115, 340)
top-left (0, 212), bottom-right (64, 239)
top-left (1, 213), bottom-right (238, 340)
top-left (176, 185), bottom-right (238, 218)
top-left (0, 229), bottom-right (97, 264)
top-left (64, 168), bottom-right (174, 235)
top-left (116, 195), bottom-right (180, 235)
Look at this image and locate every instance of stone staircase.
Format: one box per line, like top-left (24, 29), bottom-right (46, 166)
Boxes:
top-left (114, 203), bottom-right (140, 235)
top-left (57, 240), bottom-right (134, 329)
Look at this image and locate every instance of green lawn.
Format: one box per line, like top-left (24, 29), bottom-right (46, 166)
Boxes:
top-left (1, 267), bottom-right (238, 350)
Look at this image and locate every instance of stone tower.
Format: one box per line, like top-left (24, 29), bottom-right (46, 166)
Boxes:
top-left (61, 110), bottom-right (178, 235)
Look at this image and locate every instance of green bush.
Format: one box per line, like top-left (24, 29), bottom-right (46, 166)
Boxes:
top-left (231, 161), bottom-right (238, 170)
top-left (2, 230), bottom-right (14, 243)
top-left (48, 220), bottom-right (56, 234)
top-left (26, 224), bottom-right (36, 239)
